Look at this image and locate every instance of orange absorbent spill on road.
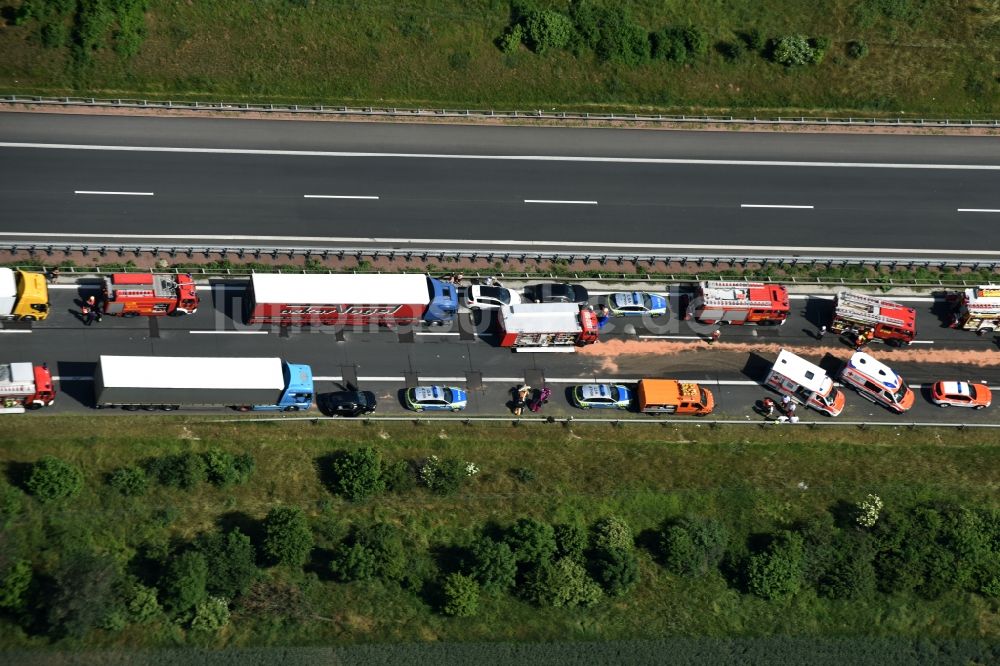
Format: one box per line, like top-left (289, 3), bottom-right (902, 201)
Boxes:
top-left (580, 339), bottom-right (1000, 373)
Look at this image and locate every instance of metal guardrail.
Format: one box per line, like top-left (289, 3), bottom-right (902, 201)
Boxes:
top-left (4, 95), bottom-right (1000, 128)
top-left (4, 241), bottom-right (1000, 274)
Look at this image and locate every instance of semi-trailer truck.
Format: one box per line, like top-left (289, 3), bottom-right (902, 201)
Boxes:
top-left (243, 273), bottom-right (458, 326)
top-left (93, 356), bottom-right (314, 411)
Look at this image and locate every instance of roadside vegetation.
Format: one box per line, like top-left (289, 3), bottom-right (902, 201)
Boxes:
top-left (1, 0), bottom-right (998, 117)
top-left (1, 417), bottom-right (999, 652)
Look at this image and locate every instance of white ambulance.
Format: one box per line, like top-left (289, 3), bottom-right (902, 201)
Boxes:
top-left (839, 352), bottom-right (915, 414)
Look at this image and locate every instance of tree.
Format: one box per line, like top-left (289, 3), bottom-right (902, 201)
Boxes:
top-left (504, 518), bottom-right (557, 566)
top-left (771, 35), bottom-right (815, 67)
top-left (594, 7), bottom-right (649, 65)
top-left (523, 557), bottom-right (603, 608)
top-left (26, 456), bottom-right (83, 503)
top-left (262, 506), bottom-right (313, 567)
top-left (196, 528), bottom-right (258, 599)
top-left (465, 536), bottom-right (517, 593)
top-left (330, 523), bottom-right (407, 583)
top-left (682, 26), bottom-right (709, 57)
top-left (441, 573), bottom-right (480, 617)
top-left (107, 466), bottom-right (147, 497)
top-left (203, 449), bottom-right (254, 488)
top-left (524, 10), bottom-right (574, 55)
top-left (659, 518), bottom-right (730, 577)
top-left (0, 559), bottom-right (32, 611)
top-left (591, 515), bottom-right (634, 552)
top-left (48, 551), bottom-right (125, 637)
top-left (554, 523), bottom-right (588, 563)
top-left (190, 596), bottom-right (230, 632)
top-left (147, 452), bottom-right (206, 489)
top-left (330, 447), bottom-right (384, 502)
top-left (591, 547), bottom-right (639, 596)
top-left (746, 532), bottom-right (805, 600)
top-left (160, 551), bottom-right (208, 617)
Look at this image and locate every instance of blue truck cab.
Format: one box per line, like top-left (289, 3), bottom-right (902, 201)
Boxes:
top-left (257, 362), bottom-right (314, 411)
top-left (425, 277), bottom-right (459, 324)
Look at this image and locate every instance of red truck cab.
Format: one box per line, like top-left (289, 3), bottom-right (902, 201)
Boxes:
top-left (102, 273), bottom-right (199, 317)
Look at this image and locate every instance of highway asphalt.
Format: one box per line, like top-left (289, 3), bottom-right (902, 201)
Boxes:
top-left (1, 113), bottom-right (1000, 254)
top-left (5, 280), bottom-right (999, 424)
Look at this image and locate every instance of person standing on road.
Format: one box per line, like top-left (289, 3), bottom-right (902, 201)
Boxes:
top-left (817, 324), bottom-right (827, 340)
top-left (85, 295), bottom-right (103, 323)
top-left (780, 394), bottom-right (792, 414)
top-left (762, 397), bottom-right (776, 417)
top-left (596, 304), bottom-right (610, 329)
top-left (710, 329), bottom-right (721, 344)
top-left (80, 305), bottom-right (92, 326)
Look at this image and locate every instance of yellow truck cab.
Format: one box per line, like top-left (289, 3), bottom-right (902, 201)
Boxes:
top-left (0, 268), bottom-right (50, 321)
top-left (637, 379), bottom-right (714, 416)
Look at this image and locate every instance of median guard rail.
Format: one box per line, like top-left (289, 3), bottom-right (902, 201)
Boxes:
top-left (4, 95), bottom-right (1000, 128)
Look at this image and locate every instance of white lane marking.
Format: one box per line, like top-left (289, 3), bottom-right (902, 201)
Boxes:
top-left (790, 294), bottom-right (937, 303)
top-left (304, 195), bottom-right (379, 200)
top-left (741, 204), bottom-right (814, 209)
top-left (957, 208), bottom-right (1000, 213)
top-left (53, 376), bottom-right (92, 381)
top-left (74, 190), bottom-right (154, 196)
top-left (5, 143), bottom-right (1000, 171)
top-left (415, 331), bottom-right (462, 336)
top-left (0, 231), bottom-right (997, 257)
top-left (638, 335), bottom-right (702, 340)
top-left (0, 329), bottom-right (32, 334)
top-left (524, 199), bottom-right (598, 205)
top-left (910, 340), bottom-right (935, 344)
top-left (189, 330), bottom-right (268, 335)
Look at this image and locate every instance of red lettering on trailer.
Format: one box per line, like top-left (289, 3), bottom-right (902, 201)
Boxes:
top-left (278, 305), bottom-right (404, 317)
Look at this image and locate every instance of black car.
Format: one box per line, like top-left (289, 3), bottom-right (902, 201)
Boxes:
top-left (522, 283), bottom-right (590, 304)
top-left (317, 391), bottom-right (377, 417)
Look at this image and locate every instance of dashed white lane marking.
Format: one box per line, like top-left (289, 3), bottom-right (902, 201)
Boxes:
top-left (741, 204), bottom-right (814, 209)
top-left (74, 190), bottom-right (154, 196)
top-left (6, 142), bottom-right (1000, 171)
top-left (909, 340), bottom-right (935, 344)
top-left (0, 231), bottom-right (997, 257)
top-left (415, 331), bottom-right (462, 336)
top-left (957, 208), bottom-right (1000, 213)
top-left (0, 329), bottom-right (32, 333)
top-left (304, 195), bottom-right (379, 200)
top-left (189, 330), bottom-right (268, 335)
top-left (524, 199), bottom-right (598, 205)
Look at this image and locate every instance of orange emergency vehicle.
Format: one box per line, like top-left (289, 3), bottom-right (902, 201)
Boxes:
top-left (636, 379), bottom-right (714, 416)
top-left (829, 291), bottom-right (915, 345)
top-left (687, 281), bottom-right (789, 325)
top-left (102, 273), bottom-right (199, 317)
top-left (952, 285), bottom-right (1000, 335)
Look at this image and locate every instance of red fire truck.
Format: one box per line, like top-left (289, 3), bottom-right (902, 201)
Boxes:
top-left (102, 273), bottom-right (199, 317)
top-left (952, 285), bottom-right (1000, 335)
top-left (0, 362), bottom-right (56, 414)
top-left (497, 303), bottom-right (599, 351)
top-left (687, 281), bottom-right (789, 325)
top-left (829, 291), bottom-right (916, 345)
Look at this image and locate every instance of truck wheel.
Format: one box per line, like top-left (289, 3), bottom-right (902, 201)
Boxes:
top-left (123, 405), bottom-right (139, 411)
top-left (123, 313), bottom-right (138, 319)
top-left (161, 405), bottom-right (178, 411)
top-left (21, 315), bottom-right (36, 321)
top-left (975, 405), bottom-right (986, 410)
top-left (979, 328), bottom-right (994, 336)
top-left (142, 405), bottom-right (157, 411)
top-left (237, 406), bottom-right (250, 412)
top-left (25, 403), bottom-right (42, 411)
top-left (283, 406), bottom-right (300, 412)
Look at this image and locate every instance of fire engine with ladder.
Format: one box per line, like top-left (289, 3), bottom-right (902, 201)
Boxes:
top-left (102, 273), bottom-right (199, 317)
top-left (686, 281), bottom-right (789, 325)
top-left (496, 303), bottom-right (599, 351)
top-left (0, 362), bottom-right (56, 414)
top-left (829, 291), bottom-right (916, 345)
top-left (953, 285), bottom-right (1000, 335)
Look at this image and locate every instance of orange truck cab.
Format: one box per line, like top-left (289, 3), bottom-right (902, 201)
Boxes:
top-left (765, 349), bottom-right (845, 416)
top-left (839, 351), bottom-right (915, 413)
top-left (637, 379), bottom-right (714, 416)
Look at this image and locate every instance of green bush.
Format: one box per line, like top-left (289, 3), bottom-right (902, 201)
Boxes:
top-left (591, 547), bottom-right (639, 596)
top-left (659, 518), bottom-right (730, 577)
top-left (652, 28), bottom-right (686, 63)
top-left (523, 557), bottom-right (603, 608)
top-left (746, 532), bottom-right (806, 600)
top-left (741, 27), bottom-right (765, 51)
top-left (262, 506), bottom-right (313, 567)
top-left (591, 515), bottom-right (634, 552)
top-left (381, 459), bottom-right (415, 493)
top-left (330, 523), bottom-right (406, 583)
top-left (771, 35), bottom-right (815, 67)
top-left (330, 447), bottom-right (385, 502)
top-left (719, 40), bottom-right (745, 62)
top-left (498, 24), bottom-right (524, 53)
top-left (569, 0), bottom-right (601, 50)
top-left (524, 9), bottom-right (574, 55)
top-left (847, 39), bottom-right (869, 59)
top-left (196, 528), bottom-right (258, 599)
top-left (48, 551), bottom-right (126, 637)
top-left (441, 573), bottom-right (480, 617)
top-left (419, 456), bottom-right (474, 496)
top-left (26, 456), bottom-right (84, 503)
top-left (808, 36), bottom-right (831, 64)
top-left (107, 466), bottom-right (147, 497)
top-left (594, 7), bottom-right (649, 65)
top-left (112, 0), bottom-right (148, 59)
top-left (682, 26), bottom-right (709, 57)
top-left (203, 449), bottom-right (254, 488)
top-left (0, 484), bottom-right (23, 530)
top-left (124, 582), bottom-right (161, 624)
top-left (0, 559), bottom-right (32, 611)
top-left (160, 551), bottom-right (208, 617)
top-left (505, 518), bottom-right (557, 566)
top-left (554, 523), bottom-right (587, 563)
top-left (147, 452), bottom-right (206, 490)
top-left (40, 21), bottom-right (69, 48)
top-left (511, 467), bottom-right (536, 484)
top-left (465, 536), bottom-right (517, 593)
top-left (190, 596), bottom-right (230, 632)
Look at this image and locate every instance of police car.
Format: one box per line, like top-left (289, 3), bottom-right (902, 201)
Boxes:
top-left (571, 384), bottom-right (632, 409)
top-left (930, 381), bottom-right (991, 409)
top-left (405, 386), bottom-right (468, 412)
top-left (607, 292), bottom-right (668, 317)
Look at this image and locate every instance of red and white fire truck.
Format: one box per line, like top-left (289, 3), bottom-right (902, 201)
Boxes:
top-left (952, 285), bottom-right (1000, 335)
top-left (102, 273), bottom-right (199, 317)
top-left (829, 291), bottom-right (916, 345)
top-left (0, 362), bottom-right (56, 414)
top-left (687, 281), bottom-right (789, 325)
top-left (497, 303), bottom-right (599, 351)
